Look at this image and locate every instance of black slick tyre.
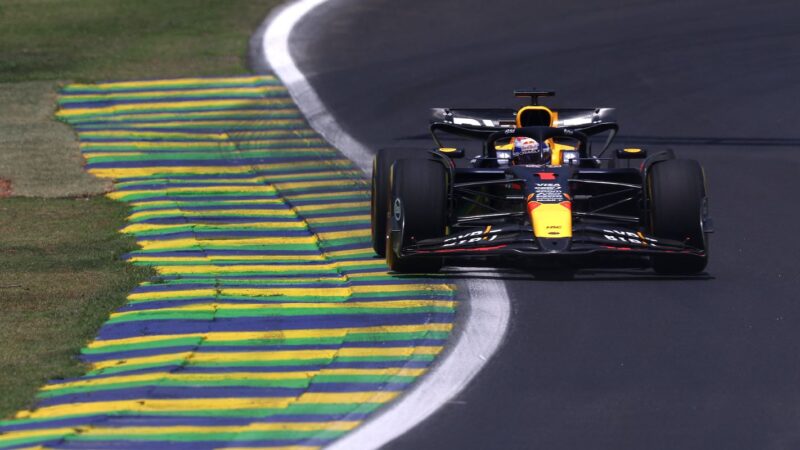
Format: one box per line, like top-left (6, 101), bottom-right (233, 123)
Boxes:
top-left (371, 148), bottom-right (427, 257)
top-left (386, 158), bottom-right (447, 273)
top-left (647, 159), bottom-right (708, 274)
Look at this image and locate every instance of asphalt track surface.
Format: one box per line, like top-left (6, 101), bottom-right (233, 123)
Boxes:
top-left (292, 1), bottom-right (800, 448)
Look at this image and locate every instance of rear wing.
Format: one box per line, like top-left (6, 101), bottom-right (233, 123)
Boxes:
top-left (430, 108), bottom-right (516, 128)
top-left (430, 107), bottom-right (619, 155)
top-left (554, 108), bottom-right (616, 127)
top-left (430, 107), bottom-right (616, 128)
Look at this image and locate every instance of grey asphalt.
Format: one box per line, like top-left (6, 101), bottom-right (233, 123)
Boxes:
top-left (291, 0), bottom-right (800, 448)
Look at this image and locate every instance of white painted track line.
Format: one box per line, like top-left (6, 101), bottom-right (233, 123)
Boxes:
top-left (326, 270), bottom-right (511, 450)
top-left (253, 2), bottom-right (513, 448)
top-left (259, 0), bottom-right (374, 174)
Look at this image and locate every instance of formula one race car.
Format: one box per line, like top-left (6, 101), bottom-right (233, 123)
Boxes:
top-left (371, 90), bottom-right (711, 275)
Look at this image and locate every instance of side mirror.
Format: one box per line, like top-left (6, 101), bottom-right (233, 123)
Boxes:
top-left (438, 147), bottom-right (465, 158)
top-left (616, 148), bottom-right (647, 159)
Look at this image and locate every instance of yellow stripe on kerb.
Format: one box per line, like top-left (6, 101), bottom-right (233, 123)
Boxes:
top-left (90, 347), bottom-right (443, 371)
top-left (16, 393), bottom-right (399, 419)
top-left (86, 324), bottom-right (454, 349)
top-left (128, 208), bottom-right (294, 220)
top-left (42, 368), bottom-right (427, 391)
top-left (0, 428), bottom-right (80, 445)
top-left (111, 185), bottom-right (279, 199)
top-left (136, 237), bottom-right (319, 252)
top-left (68, 76), bottom-right (271, 91)
top-left (84, 421), bottom-right (361, 434)
top-left (121, 221), bottom-right (308, 234)
top-left (0, 423), bottom-right (358, 444)
top-left (126, 255), bottom-right (326, 263)
top-left (150, 259), bottom-right (401, 275)
top-left (64, 86), bottom-right (283, 102)
top-left (109, 300), bottom-right (455, 318)
top-left (58, 99), bottom-right (292, 117)
top-left (88, 160), bottom-right (353, 178)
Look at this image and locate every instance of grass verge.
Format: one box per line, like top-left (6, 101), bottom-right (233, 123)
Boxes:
top-left (0, 197), bottom-right (153, 417)
top-left (0, 0), bottom-right (279, 83)
top-left (0, 0), bottom-right (281, 417)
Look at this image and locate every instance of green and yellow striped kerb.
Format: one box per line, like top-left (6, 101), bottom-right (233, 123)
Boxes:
top-left (0, 75), bottom-right (456, 450)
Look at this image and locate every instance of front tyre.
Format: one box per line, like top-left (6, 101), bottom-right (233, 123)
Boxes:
top-left (386, 158), bottom-right (448, 273)
top-left (648, 159), bottom-right (709, 274)
top-left (371, 148), bottom-right (427, 257)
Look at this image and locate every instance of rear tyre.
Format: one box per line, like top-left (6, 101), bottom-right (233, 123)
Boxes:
top-left (386, 158), bottom-right (447, 273)
top-left (371, 148), bottom-right (427, 257)
top-left (648, 159), bottom-right (708, 274)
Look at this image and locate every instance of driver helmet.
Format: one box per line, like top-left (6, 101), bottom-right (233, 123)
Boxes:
top-left (512, 137), bottom-right (551, 165)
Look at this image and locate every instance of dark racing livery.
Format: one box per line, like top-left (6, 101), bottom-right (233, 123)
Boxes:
top-left (371, 90), bottom-right (711, 275)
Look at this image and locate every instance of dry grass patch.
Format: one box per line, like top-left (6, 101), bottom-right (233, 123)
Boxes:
top-left (0, 81), bottom-right (110, 197)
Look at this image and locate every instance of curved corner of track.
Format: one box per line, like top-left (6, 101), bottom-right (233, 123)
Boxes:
top-left (254, 1), bottom-right (513, 449)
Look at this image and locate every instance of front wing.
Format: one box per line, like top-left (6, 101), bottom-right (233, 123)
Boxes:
top-left (404, 224), bottom-right (705, 259)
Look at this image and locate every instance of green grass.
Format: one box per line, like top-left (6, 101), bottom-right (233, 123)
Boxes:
top-left (0, 0), bottom-right (279, 83)
top-left (0, 0), bottom-right (281, 418)
top-left (0, 197), bottom-right (153, 418)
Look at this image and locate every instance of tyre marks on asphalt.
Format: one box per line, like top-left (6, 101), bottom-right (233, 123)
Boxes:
top-left (0, 75), bottom-right (455, 450)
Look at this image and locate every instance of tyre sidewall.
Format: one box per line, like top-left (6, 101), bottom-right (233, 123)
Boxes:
top-left (647, 159), bottom-right (708, 273)
top-left (371, 148), bottom-right (429, 257)
top-left (387, 158), bottom-right (448, 272)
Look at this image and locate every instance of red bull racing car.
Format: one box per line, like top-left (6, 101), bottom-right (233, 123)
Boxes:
top-left (371, 90), bottom-right (711, 275)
